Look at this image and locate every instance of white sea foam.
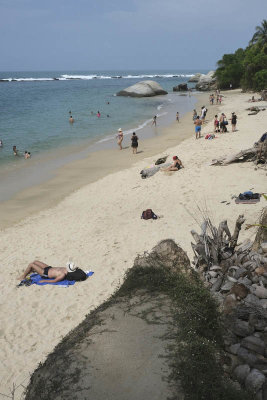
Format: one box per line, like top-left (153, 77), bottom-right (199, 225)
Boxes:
top-left (0, 73), bottom-right (195, 83)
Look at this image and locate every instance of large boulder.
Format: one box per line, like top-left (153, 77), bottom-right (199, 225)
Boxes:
top-left (117, 80), bottom-right (168, 97)
top-left (173, 83), bottom-right (188, 92)
top-left (195, 71), bottom-right (217, 91)
top-left (188, 73), bottom-right (202, 82)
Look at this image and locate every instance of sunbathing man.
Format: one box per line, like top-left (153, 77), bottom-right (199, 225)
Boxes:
top-left (164, 155), bottom-right (184, 171)
top-left (18, 260), bottom-right (76, 283)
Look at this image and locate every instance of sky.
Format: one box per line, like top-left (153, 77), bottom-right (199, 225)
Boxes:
top-left (0, 0), bottom-right (266, 71)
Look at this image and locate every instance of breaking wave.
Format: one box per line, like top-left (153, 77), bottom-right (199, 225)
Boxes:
top-left (0, 73), bottom-right (194, 83)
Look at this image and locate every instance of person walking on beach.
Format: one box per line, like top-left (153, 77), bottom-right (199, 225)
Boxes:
top-left (231, 112), bottom-right (237, 132)
top-left (219, 113), bottom-right (227, 133)
top-left (192, 109), bottom-right (197, 121)
top-left (194, 116), bottom-right (202, 139)
top-left (18, 260), bottom-right (78, 284)
top-left (116, 128), bottom-right (123, 150)
top-left (69, 115), bottom-right (74, 123)
top-left (152, 115), bottom-right (157, 126)
top-left (176, 112), bottom-right (179, 122)
top-left (131, 132), bottom-right (139, 154)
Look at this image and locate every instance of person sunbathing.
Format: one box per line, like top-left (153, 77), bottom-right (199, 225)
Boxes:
top-left (18, 260), bottom-right (77, 283)
top-left (164, 156), bottom-right (184, 171)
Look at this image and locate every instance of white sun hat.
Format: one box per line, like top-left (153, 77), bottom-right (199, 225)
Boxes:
top-left (66, 262), bottom-right (77, 273)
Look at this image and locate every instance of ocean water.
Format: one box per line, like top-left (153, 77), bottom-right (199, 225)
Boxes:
top-left (0, 69), bottom-right (207, 170)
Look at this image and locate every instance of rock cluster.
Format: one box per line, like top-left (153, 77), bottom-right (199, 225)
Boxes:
top-left (173, 83), bottom-right (188, 92)
top-left (188, 71), bottom-right (217, 91)
top-left (116, 80), bottom-right (168, 97)
top-left (191, 214), bottom-right (267, 399)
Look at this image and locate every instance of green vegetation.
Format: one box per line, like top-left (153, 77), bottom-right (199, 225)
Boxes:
top-left (118, 264), bottom-right (253, 400)
top-left (215, 20), bottom-right (267, 91)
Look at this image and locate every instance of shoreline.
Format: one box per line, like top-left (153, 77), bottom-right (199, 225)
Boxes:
top-left (0, 89), bottom-right (266, 398)
top-left (0, 93), bottom-right (201, 230)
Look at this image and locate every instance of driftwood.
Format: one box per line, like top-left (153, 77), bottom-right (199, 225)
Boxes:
top-left (191, 215), bottom-right (245, 270)
top-left (211, 138), bottom-right (267, 166)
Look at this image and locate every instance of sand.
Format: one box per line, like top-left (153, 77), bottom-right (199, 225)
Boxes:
top-left (0, 89), bottom-right (266, 398)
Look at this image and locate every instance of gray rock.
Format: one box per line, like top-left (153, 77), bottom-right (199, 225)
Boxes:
top-left (233, 364), bottom-right (250, 384)
top-left (221, 281), bottom-right (234, 291)
top-left (195, 71), bottom-right (217, 91)
top-left (245, 369), bottom-right (266, 393)
top-left (229, 343), bottom-right (241, 355)
top-left (117, 80), bottom-right (168, 97)
top-left (241, 336), bottom-right (265, 355)
top-left (234, 267), bottom-right (247, 280)
top-left (211, 276), bottom-right (223, 292)
top-left (254, 286), bottom-right (267, 299)
top-left (260, 299), bottom-right (267, 309)
top-left (245, 294), bottom-right (262, 307)
top-left (238, 277), bottom-right (252, 286)
top-left (173, 83), bottom-right (188, 91)
top-left (255, 390), bottom-right (263, 400)
top-left (233, 319), bottom-right (254, 337)
top-left (188, 73), bottom-right (202, 82)
top-left (261, 242), bottom-right (267, 253)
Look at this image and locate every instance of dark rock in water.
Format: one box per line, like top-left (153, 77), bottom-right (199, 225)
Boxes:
top-left (117, 80), bottom-right (168, 97)
top-left (53, 78), bottom-right (59, 80)
top-left (173, 83), bottom-right (188, 92)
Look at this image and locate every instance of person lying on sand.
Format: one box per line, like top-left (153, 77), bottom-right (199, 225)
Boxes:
top-left (163, 156), bottom-right (184, 171)
top-left (18, 260), bottom-right (77, 283)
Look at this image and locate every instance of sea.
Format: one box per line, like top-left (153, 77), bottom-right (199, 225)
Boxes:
top-left (0, 69), bottom-right (207, 201)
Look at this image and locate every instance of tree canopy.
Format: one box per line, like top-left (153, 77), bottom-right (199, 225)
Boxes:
top-left (215, 20), bottom-right (267, 91)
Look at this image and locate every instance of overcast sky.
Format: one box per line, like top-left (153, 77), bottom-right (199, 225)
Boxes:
top-left (0, 0), bottom-right (266, 71)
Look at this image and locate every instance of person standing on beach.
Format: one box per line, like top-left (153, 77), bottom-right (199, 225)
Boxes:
top-left (116, 128), bottom-right (123, 150)
top-left (131, 132), bottom-right (139, 154)
top-left (97, 111), bottom-right (101, 118)
top-left (152, 115), bottom-right (157, 126)
top-left (176, 112), bottom-right (179, 122)
top-left (194, 116), bottom-right (202, 139)
top-left (231, 112), bottom-right (237, 132)
top-left (0, 140), bottom-right (3, 147)
top-left (193, 109), bottom-right (197, 121)
top-left (69, 115), bottom-right (74, 123)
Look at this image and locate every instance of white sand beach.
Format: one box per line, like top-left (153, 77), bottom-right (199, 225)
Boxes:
top-left (0, 90), bottom-right (266, 398)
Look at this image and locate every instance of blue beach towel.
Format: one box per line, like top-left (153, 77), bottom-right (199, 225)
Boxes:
top-left (23, 271), bottom-right (94, 288)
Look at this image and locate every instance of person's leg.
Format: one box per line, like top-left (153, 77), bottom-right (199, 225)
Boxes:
top-left (18, 261), bottom-right (46, 280)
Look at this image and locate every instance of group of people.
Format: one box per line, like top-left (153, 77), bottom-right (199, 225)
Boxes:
top-left (116, 128), bottom-right (139, 154)
top-left (192, 93), bottom-right (237, 139)
top-left (12, 145), bottom-right (31, 158)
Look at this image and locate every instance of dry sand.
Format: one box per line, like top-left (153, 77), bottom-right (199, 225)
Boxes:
top-left (0, 89), bottom-right (266, 398)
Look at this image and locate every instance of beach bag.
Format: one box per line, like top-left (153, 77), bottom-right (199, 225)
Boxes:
top-left (224, 120), bottom-right (228, 125)
top-left (65, 268), bottom-right (87, 281)
top-left (141, 209), bottom-right (158, 220)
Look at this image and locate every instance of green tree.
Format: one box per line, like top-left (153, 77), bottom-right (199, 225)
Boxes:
top-left (250, 19), bottom-right (267, 46)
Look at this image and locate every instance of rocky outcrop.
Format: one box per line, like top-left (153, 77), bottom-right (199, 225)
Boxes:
top-left (173, 83), bottom-right (188, 91)
top-left (195, 71), bottom-right (217, 91)
top-left (188, 73), bottom-right (202, 82)
top-left (191, 215), bottom-right (267, 399)
top-left (117, 80), bottom-right (168, 97)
